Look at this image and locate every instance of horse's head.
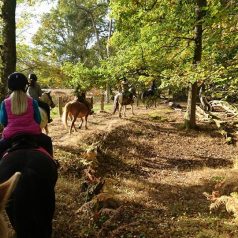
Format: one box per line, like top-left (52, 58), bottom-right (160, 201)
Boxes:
top-left (40, 91), bottom-right (55, 109)
top-left (86, 97), bottom-right (93, 110)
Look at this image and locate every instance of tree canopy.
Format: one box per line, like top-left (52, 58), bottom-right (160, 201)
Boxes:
top-left (0, 0), bottom-right (237, 124)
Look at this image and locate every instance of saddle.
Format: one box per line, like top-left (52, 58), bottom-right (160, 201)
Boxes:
top-left (122, 91), bottom-right (133, 99)
top-left (7, 134), bottom-right (38, 153)
top-left (2, 134), bottom-right (60, 169)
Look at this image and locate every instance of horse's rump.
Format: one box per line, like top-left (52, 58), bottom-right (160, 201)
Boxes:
top-left (112, 94), bottom-right (120, 114)
top-left (0, 149), bottom-right (58, 238)
top-left (113, 92), bottom-right (134, 109)
top-left (113, 91), bottom-right (136, 117)
top-left (38, 92), bottom-right (55, 135)
top-left (62, 100), bottom-right (91, 128)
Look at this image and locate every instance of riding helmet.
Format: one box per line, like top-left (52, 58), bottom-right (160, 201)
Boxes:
top-left (28, 73), bottom-right (37, 81)
top-left (8, 72), bottom-right (29, 91)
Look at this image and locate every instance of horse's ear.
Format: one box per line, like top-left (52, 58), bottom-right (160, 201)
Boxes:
top-left (0, 172), bottom-right (21, 211)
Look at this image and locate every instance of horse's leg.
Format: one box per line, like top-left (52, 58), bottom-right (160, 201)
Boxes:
top-left (124, 105), bottom-right (127, 117)
top-left (145, 99), bottom-right (148, 109)
top-left (85, 115), bottom-right (88, 129)
top-left (72, 113), bottom-right (81, 132)
top-left (131, 104), bottom-right (135, 115)
top-left (79, 118), bottom-right (83, 129)
top-left (73, 121), bottom-right (77, 132)
top-left (70, 117), bottom-right (77, 134)
top-left (118, 104), bottom-right (122, 118)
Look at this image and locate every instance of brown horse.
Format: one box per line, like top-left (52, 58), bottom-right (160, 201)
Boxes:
top-left (62, 97), bottom-right (93, 134)
top-left (0, 172), bottom-right (21, 238)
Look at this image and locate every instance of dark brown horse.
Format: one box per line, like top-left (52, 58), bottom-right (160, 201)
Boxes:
top-left (141, 80), bottom-right (160, 109)
top-left (113, 87), bottom-right (137, 118)
top-left (0, 172), bottom-right (20, 238)
top-left (62, 98), bottom-right (93, 134)
top-left (0, 136), bottom-right (58, 238)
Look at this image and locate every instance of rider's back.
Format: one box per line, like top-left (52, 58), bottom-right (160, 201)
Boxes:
top-left (27, 81), bottom-right (42, 100)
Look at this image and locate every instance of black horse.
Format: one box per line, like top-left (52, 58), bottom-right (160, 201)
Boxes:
top-left (0, 135), bottom-right (58, 238)
top-left (141, 80), bottom-right (160, 108)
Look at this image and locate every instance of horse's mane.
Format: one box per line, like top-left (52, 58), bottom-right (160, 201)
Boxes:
top-left (0, 172), bottom-right (21, 238)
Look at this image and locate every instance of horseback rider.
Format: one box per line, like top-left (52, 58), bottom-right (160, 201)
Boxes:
top-left (148, 80), bottom-right (157, 95)
top-left (0, 72), bottom-right (53, 157)
top-left (27, 73), bottom-right (53, 123)
top-left (120, 78), bottom-right (136, 101)
top-left (121, 80), bottom-right (129, 93)
top-left (74, 85), bottom-right (93, 114)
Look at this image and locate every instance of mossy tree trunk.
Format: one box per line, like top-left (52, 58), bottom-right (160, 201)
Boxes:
top-left (0, 0), bottom-right (16, 100)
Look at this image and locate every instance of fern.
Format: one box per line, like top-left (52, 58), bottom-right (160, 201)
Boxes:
top-left (210, 192), bottom-right (238, 219)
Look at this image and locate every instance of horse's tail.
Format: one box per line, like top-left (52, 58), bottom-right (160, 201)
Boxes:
top-left (112, 95), bottom-right (119, 114)
top-left (141, 92), bottom-right (145, 102)
top-left (62, 103), bottom-right (70, 128)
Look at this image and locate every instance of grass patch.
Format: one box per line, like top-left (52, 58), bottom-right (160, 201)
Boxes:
top-left (173, 216), bottom-right (238, 238)
top-left (93, 102), bottom-right (113, 113)
top-left (148, 112), bottom-right (167, 122)
top-left (51, 106), bottom-right (60, 118)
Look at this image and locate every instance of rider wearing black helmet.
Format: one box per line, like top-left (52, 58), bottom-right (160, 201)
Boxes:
top-left (74, 85), bottom-right (93, 114)
top-left (8, 72), bottom-right (29, 92)
top-left (0, 72), bottom-right (53, 158)
top-left (27, 73), bottom-right (53, 123)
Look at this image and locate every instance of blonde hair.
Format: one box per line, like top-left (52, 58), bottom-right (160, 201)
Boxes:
top-left (9, 91), bottom-right (28, 115)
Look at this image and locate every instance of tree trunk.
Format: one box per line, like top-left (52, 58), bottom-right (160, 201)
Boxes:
top-left (185, 0), bottom-right (207, 129)
top-left (0, 0), bottom-right (16, 99)
top-left (105, 83), bottom-right (111, 103)
top-left (105, 17), bottom-right (113, 104)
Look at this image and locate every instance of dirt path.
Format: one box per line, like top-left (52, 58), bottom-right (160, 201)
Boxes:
top-left (50, 103), bottom-right (238, 238)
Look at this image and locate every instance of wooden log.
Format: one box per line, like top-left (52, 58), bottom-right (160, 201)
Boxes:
top-left (58, 96), bottom-right (63, 117)
top-left (210, 100), bottom-right (238, 116)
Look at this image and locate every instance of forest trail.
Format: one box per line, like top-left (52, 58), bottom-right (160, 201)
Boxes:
top-left (49, 103), bottom-right (238, 238)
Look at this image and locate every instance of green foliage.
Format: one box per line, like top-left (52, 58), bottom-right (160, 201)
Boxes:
top-left (17, 43), bottom-right (67, 88)
top-left (32, 0), bottom-right (108, 66)
top-left (14, 0), bottom-right (238, 94)
top-left (62, 62), bottom-right (108, 90)
top-left (104, 0), bottom-right (238, 94)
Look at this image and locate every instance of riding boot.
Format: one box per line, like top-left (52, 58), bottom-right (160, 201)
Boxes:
top-left (48, 113), bottom-right (53, 123)
top-left (45, 106), bottom-right (52, 123)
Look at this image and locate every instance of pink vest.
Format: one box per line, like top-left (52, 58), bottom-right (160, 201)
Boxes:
top-left (3, 96), bottom-right (41, 139)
